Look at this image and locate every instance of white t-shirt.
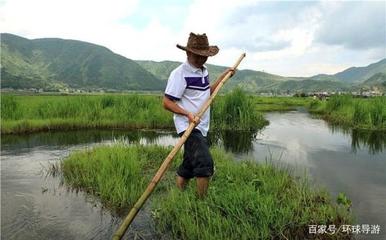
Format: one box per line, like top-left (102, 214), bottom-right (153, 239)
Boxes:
top-left (164, 61), bottom-right (211, 136)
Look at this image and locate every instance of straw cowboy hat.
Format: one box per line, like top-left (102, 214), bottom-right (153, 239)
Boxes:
top-left (177, 32), bottom-right (219, 57)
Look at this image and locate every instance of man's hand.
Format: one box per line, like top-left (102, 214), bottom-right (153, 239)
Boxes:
top-left (210, 67), bottom-right (237, 95)
top-left (227, 67), bottom-right (236, 77)
top-left (187, 112), bottom-right (200, 125)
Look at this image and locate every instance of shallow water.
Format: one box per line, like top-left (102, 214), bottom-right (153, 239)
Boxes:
top-left (1, 112), bottom-right (385, 239)
top-left (1, 131), bottom-right (171, 240)
top-left (244, 112), bottom-right (386, 239)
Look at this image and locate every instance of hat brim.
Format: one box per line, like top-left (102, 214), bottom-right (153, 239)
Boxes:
top-left (176, 44), bottom-right (219, 57)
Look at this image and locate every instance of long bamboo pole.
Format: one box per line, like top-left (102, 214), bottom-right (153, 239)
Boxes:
top-left (112, 53), bottom-right (246, 240)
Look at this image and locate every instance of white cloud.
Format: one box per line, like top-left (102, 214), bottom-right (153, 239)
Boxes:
top-left (1, 0), bottom-right (385, 77)
top-left (316, 1), bottom-right (386, 50)
top-left (0, 0), bottom-right (138, 37)
top-left (0, 0), bottom-right (183, 62)
top-left (118, 19), bottom-right (182, 61)
top-left (176, 0), bottom-right (327, 73)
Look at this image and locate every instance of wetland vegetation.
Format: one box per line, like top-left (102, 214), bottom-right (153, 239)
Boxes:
top-left (309, 95), bottom-right (386, 130)
top-left (1, 90), bottom-right (268, 134)
top-left (4, 91), bottom-right (383, 239)
top-left (57, 144), bottom-right (354, 240)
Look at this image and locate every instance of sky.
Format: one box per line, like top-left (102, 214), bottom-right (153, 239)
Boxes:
top-left (1, 0), bottom-right (385, 77)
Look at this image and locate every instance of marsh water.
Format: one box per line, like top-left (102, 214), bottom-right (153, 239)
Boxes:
top-left (1, 111), bottom-right (385, 239)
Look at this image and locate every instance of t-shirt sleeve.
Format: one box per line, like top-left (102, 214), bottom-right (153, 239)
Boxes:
top-left (164, 69), bottom-right (186, 101)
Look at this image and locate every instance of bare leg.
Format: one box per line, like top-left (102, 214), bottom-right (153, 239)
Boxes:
top-left (176, 175), bottom-right (189, 190)
top-left (196, 177), bottom-right (210, 198)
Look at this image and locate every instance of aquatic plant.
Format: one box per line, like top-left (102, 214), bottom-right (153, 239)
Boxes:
top-left (369, 97), bottom-right (385, 127)
top-left (308, 95), bottom-right (386, 130)
top-left (211, 88), bottom-right (268, 131)
top-left (0, 94), bottom-right (173, 133)
top-left (60, 144), bottom-right (180, 208)
top-left (1, 93), bottom-right (269, 134)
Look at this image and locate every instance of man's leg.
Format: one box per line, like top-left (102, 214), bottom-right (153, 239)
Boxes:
top-left (196, 177), bottom-right (210, 198)
top-left (176, 175), bottom-right (189, 190)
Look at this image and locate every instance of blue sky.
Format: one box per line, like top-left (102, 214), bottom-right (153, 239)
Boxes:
top-left (1, 0), bottom-right (385, 77)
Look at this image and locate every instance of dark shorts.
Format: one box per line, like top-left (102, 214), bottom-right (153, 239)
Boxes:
top-left (177, 129), bottom-right (214, 179)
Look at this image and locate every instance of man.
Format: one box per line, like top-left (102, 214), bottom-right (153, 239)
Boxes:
top-left (163, 32), bottom-right (234, 198)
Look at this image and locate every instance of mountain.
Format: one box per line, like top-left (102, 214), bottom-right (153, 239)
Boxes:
top-left (271, 79), bottom-right (348, 92)
top-left (311, 59), bottom-right (386, 84)
top-left (1, 33), bottom-right (163, 91)
top-left (136, 60), bottom-right (344, 93)
top-left (136, 60), bottom-right (180, 82)
top-left (136, 60), bottom-right (307, 92)
top-left (1, 33), bottom-right (385, 93)
top-left (309, 74), bottom-right (339, 81)
top-left (359, 72), bottom-right (386, 91)
top-left (335, 59), bottom-right (386, 84)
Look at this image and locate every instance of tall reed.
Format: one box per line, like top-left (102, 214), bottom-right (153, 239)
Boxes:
top-left (211, 88), bottom-right (268, 131)
top-left (1, 95), bottom-right (22, 120)
top-left (369, 97), bottom-right (384, 127)
top-left (1, 94), bottom-right (173, 133)
top-left (308, 95), bottom-right (386, 130)
top-left (1, 92), bottom-right (269, 134)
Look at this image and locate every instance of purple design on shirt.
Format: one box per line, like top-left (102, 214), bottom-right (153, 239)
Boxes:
top-left (184, 75), bottom-right (209, 91)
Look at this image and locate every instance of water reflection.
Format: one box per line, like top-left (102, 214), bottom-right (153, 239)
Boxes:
top-left (1, 130), bottom-right (110, 149)
top-left (352, 130), bottom-right (386, 154)
top-left (1, 130), bottom-right (169, 240)
top-left (1, 129), bottom-right (177, 152)
top-left (328, 124), bottom-right (386, 154)
top-left (208, 130), bottom-right (258, 153)
top-left (2, 124), bottom-right (384, 157)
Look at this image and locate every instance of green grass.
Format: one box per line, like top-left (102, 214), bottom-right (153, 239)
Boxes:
top-left (57, 144), bottom-right (353, 239)
top-left (212, 88), bottom-right (268, 131)
top-left (1, 94), bottom-right (173, 134)
top-left (1, 92), bottom-right (268, 134)
top-left (154, 148), bottom-right (353, 240)
top-left (59, 144), bottom-right (181, 208)
top-left (308, 95), bottom-right (386, 130)
top-left (253, 95), bottom-right (311, 112)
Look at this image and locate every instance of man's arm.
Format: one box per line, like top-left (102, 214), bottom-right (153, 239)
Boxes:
top-left (210, 68), bottom-right (235, 95)
top-left (163, 96), bottom-right (198, 123)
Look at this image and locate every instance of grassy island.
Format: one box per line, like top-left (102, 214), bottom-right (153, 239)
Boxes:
top-left (57, 144), bottom-right (353, 239)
